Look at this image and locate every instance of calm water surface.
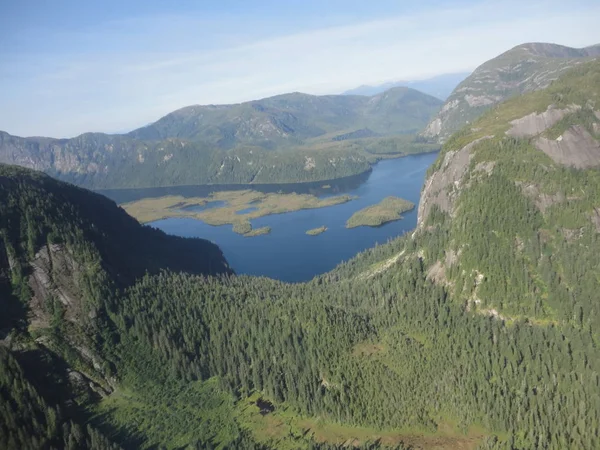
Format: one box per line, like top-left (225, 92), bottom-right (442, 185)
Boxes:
top-left (102, 153), bottom-right (437, 282)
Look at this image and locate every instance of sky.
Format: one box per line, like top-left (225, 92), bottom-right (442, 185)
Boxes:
top-left (1, 0), bottom-right (600, 138)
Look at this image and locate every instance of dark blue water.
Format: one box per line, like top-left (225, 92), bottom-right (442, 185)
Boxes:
top-left (147, 152), bottom-right (437, 282)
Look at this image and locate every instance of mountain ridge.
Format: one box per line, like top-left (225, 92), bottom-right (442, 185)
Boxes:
top-left (342, 72), bottom-right (471, 100)
top-left (0, 87), bottom-right (442, 189)
top-left (127, 86), bottom-right (442, 146)
top-left (422, 42), bottom-right (600, 142)
top-left (2, 59), bottom-right (600, 450)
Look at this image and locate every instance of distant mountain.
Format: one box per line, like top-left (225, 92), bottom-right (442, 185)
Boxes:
top-left (422, 42), bottom-right (600, 142)
top-left (342, 72), bottom-right (470, 100)
top-left (127, 87), bottom-right (442, 147)
top-left (3, 61), bottom-right (600, 450)
top-left (0, 87), bottom-right (442, 189)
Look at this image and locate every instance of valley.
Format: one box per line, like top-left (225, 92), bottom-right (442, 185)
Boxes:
top-left (1, 32), bottom-right (600, 450)
top-left (0, 91), bottom-right (441, 191)
top-left (145, 153), bottom-right (436, 281)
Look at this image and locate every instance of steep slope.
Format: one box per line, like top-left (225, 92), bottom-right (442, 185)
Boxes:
top-left (128, 87), bottom-right (442, 146)
top-left (2, 61), bottom-right (600, 449)
top-left (0, 131), bottom-right (375, 189)
top-left (343, 72), bottom-right (470, 100)
top-left (4, 63), bottom-right (600, 450)
top-left (418, 59), bottom-right (600, 320)
top-left (422, 42), bottom-right (600, 142)
top-left (0, 164), bottom-right (231, 449)
top-left (0, 87), bottom-right (441, 189)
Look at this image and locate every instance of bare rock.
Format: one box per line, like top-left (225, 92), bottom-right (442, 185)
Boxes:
top-left (427, 260), bottom-right (447, 285)
top-left (474, 161), bottom-right (496, 175)
top-left (28, 244), bottom-right (89, 329)
top-left (506, 105), bottom-right (580, 138)
top-left (591, 208), bottom-right (600, 232)
top-left (518, 183), bottom-right (565, 212)
top-left (418, 136), bottom-right (492, 227)
top-left (423, 118), bottom-right (442, 137)
top-left (535, 126), bottom-right (600, 168)
top-left (465, 94), bottom-right (502, 107)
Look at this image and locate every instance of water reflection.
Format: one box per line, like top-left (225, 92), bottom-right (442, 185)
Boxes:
top-left (132, 153), bottom-right (438, 282)
top-left (98, 169), bottom-right (372, 204)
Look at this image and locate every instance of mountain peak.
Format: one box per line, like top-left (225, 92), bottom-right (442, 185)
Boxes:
top-left (422, 42), bottom-right (600, 142)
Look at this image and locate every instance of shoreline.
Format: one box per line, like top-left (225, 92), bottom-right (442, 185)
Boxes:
top-left (96, 150), bottom-right (440, 194)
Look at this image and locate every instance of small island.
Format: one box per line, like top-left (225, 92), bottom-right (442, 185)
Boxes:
top-left (306, 226), bottom-right (328, 236)
top-left (232, 220), bottom-right (252, 235)
top-left (122, 190), bottom-right (356, 236)
top-left (244, 226), bottom-right (271, 237)
top-left (346, 196), bottom-right (414, 228)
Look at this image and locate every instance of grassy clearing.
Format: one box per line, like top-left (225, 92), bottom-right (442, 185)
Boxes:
top-left (306, 226), bottom-right (328, 236)
top-left (235, 393), bottom-right (487, 450)
top-left (92, 379), bottom-right (238, 449)
top-left (346, 196), bottom-right (414, 228)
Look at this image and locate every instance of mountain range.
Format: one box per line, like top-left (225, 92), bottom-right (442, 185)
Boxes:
top-left (0, 88), bottom-right (442, 189)
top-left (342, 72), bottom-right (470, 100)
top-left (422, 42), bottom-right (600, 142)
top-left (2, 57), bottom-right (600, 449)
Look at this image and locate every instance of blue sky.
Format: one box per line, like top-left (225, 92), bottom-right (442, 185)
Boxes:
top-left (1, 0), bottom-right (600, 137)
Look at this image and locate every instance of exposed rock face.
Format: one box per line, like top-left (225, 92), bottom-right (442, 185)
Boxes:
top-left (0, 131), bottom-right (141, 176)
top-left (417, 136), bottom-right (492, 227)
top-left (506, 105), bottom-right (580, 138)
top-left (591, 208), bottom-right (600, 232)
top-left (28, 244), bottom-right (89, 328)
top-left (422, 42), bottom-right (600, 142)
top-left (519, 183), bottom-right (566, 212)
top-left (535, 126), bottom-right (600, 168)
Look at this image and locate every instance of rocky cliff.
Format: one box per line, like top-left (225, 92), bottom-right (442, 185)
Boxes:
top-left (416, 59), bottom-right (600, 321)
top-left (422, 42), bottom-right (600, 143)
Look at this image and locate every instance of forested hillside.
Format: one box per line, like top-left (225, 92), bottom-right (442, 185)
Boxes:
top-left (127, 88), bottom-right (441, 145)
top-left (422, 42), bottom-right (600, 142)
top-left (2, 61), bottom-right (600, 450)
top-left (0, 88), bottom-right (441, 189)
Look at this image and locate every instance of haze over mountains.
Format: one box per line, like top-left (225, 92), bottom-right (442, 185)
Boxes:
top-left (342, 72), bottom-right (471, 100)
top-left (2, 41), bottom-right (599, 192)
top-left (0, 87), bottom-right (442, 189)
top-left (128, 87), bottom-right (441, 146)
top-left (2, 49), bottom-right (600, 449)
top-left (423, 42), bottom-right (600, 142)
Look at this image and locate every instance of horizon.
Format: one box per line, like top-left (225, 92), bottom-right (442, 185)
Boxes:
top-left (2, 0), bottom-right (600, 138)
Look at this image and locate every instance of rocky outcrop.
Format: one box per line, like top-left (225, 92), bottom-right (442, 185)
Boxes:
top-left (506, 105), bottom-right (580, 138)
top-left (28, 244), bottom-right (90, 329)
top-left (519, 183), bottom-right (565, 212)
top-left (417, 136), bottom-right (492, 227)
top-left (422, 42), bottom-right (600, 142)
top-left (534, 126), bottom-right (600, 168)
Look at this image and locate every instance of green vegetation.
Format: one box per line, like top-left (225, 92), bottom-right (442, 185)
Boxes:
top-left (129, 87), bottom-right (442, 144)
top-left (346, 196), bottom-right (414, 228)
top-left (122, 190), bottom-right (355, 236)
top-left (306, 226), bottom-right (327, 235)
top-left (0, 88), bottom-right (442, 190)
top-left (244, 226), bottom-right (271, 237)
top-left (2, 61), bottom-right (600, 450)
top-left (423, 42), bottom-right (600, 142)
